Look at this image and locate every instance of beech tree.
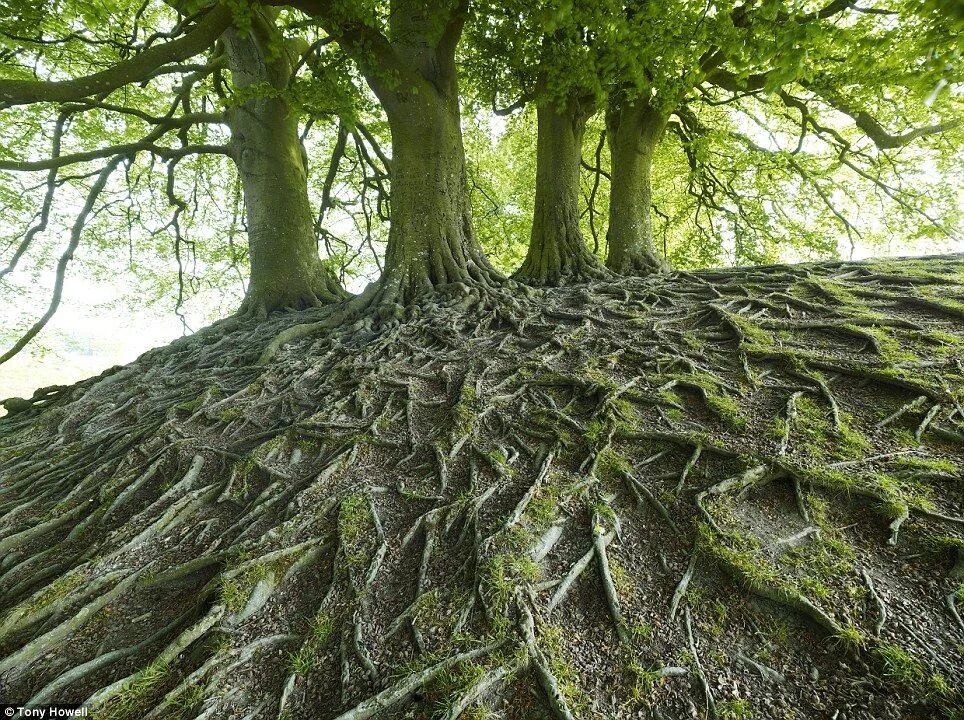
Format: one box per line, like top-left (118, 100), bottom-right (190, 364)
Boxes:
top-left (0, 0), bottom-right (959, 356)
top-left (0, 1), bottom-right (357, 358)
top-left (291, 0), bottom-right (508, 316)
top-left (223, 8), bottom-right (347, 317)
top-left (469, 0), bottom-right (611, 285)
top-left (0, 1), bottom-right (963, 718)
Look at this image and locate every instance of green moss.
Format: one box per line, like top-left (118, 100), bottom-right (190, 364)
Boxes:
top-left (218, 578), bottom-right (246, 614)
top-left (850, 323), bottom-right (917, 363)
top-left (20, 571), bottom-right (85, 617)
top-left (889, 427), bottom-right (920, 446)
top-left (838, 420), bottom-right (871, 457)
top-left (526, 485), bottom-right (561, 531)
top-left (767, 416), bottom-right (788, 441)
top-left (430, 658), bottom-right (487, 713)
top-left (338, 492), bottom-right (372, 566)
top-left (892, 455), bottom-right (959, 475)
top-left (217, 406), bottom-right (244, 423)
top-left (219, 562), bottom-right (269, 613)
top-left (875, 642), bottom-right (927, 684)
top-left (483, 553), bottom-right (541, 618)
top-left (453, 384), bottom-right (478, 434)
top-left (681, 332), bottom-right (706, 351)
top-left (868, 259), bottom-right (948, 281)
top-left (595, 447), bottom-right (633, 480)
top-left (227, 456), bottom-right (257, 500)
top-left (923, 330), bottom-right (964, 356)
top-left (486, 447), bottom-right (508, 467)
top-left (92, 660), bottom-right (170, 720)
top-left (727, 311), bottom-right (774, 347)
top-left (717, 698), bottom-right (753, 719)
top-left (538, 625), bottom-right (590, 716)
top-left (658, 387), bottom-right (683, 407)
top-left (697, 522), bottom-right (779, 590)
top-left (173, 394), bottom-right (205, 415)
top-left (925, 671), bottom-right (954, 702)
top-left (628, 622), bottom-right (653, 640)
top-left (665, 407), bottom-right (685, 421)
top-left (791, 396), bottom-right (868, 460)
top-left (705, 392), bottom-right (747, 429)
top-left (809, 277), bottom-right (857, 305)
top-left (609, 557), bottom-right (633, 597)
top-left (584, 418), bottom-right (606, 444)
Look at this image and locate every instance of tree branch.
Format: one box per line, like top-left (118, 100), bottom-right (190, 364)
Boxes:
top-left (273, 0), bottom-right (414, 96)
top-left (0, 5), bottom-right (231, 108)
top-left (0, 112), bottom-right (70, 280)
top-left (0, 130), bottom-right (230, 172)
top-left (801, 82), bottom-right (960, 149)
top-left (708, 69), bottom-right (958, 150)
top-left (0, 155), bottom-right (126, 366)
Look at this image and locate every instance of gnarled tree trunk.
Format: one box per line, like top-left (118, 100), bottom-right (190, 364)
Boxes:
top-left (376, 80), bottom-right (498, 306)
top-left (318, 2), bottom-right (503, 313)
top-left (605, 98), bottom-right (669, 275)
top-left (515, 99), bottom-right (608, 286)
top-left (224, 13), bottom-right (345, 318)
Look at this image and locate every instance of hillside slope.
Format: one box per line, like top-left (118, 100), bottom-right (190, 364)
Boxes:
top-left (1, 255), bottom-right (963, 720)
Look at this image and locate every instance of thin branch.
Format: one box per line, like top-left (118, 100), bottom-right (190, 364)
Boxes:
top-left (0, 111), bottom-right (70, 279)
top-left (0, 155), bottom-right (126, 366)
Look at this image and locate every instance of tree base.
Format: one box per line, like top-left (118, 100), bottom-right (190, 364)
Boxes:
top-left (237, 267), bottom-right (349, 320)
top-left (607, 248), bottom-right (670, 276)
top-left (513, 247), bottom-right (612, 288)
top-left (2, 255), bottom-right (964, 719)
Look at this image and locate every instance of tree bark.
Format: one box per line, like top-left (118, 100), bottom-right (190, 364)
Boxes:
top-left (605, 98), bottom-right (669, 275)
top-left (515, 99), bottom-right (608, 286)
top-left (313, 1), bottom-right (501, 311)
top-left (376, 80), bottom-right (498, 306)
top-left (224, 13), bottom-right (345, 318)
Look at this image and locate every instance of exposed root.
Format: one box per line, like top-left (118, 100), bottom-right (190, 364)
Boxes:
top-left (875, 395), bottom-right (928, 429)
top-left (861, 568), bottom-right (888, 637)
top-left (1, 256), bottom-right (962, 717)
top-left (592, 510), bottom-right (629, 643)
top-left (519, 600), bottom-right (577, 720)
top-left (684, 607), bottom-right (715, 717)
top-left (335, 642), bottom-right (503, 720)
top-left (668, 553), bottom-right (697, 622)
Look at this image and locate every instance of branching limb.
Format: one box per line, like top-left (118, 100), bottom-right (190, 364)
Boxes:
top-left (0, 6), bottom-right (232, 107)
top-left (0, 154), bottom-right (125, 366)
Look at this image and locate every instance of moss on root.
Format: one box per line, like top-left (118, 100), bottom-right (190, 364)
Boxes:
top-left (1, 256), bottom-right (963, 718)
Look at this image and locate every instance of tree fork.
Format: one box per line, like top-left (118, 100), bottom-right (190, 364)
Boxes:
top-left (303, 0), bottom-right (504, 313)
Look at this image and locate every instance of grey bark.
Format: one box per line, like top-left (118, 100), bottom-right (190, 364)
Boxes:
top-left (605, 97), bottom-right (669, 275)
top-left (224, 11), bottom-right (345, 317)
top-left (515, 98), bottom-right (607, 286)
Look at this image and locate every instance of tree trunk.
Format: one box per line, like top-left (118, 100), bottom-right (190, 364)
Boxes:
top-left (515, 100), bottom-right (607, 286)
top-left (376, 86), bottom-right (498, 306)
top-left (224, 16), bottom-right (345, 318)
top-left (328, 4), bottom-right (503, 312)
top-left (605, 99), bottom-right (669, 275)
